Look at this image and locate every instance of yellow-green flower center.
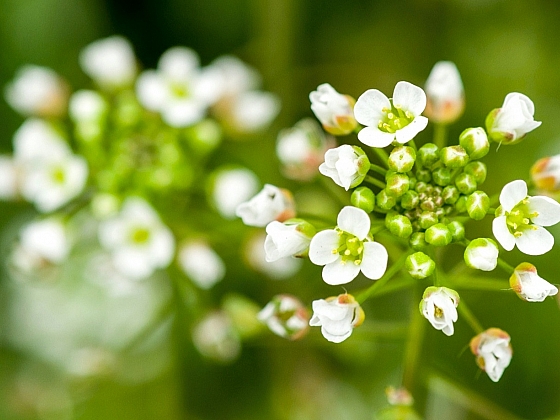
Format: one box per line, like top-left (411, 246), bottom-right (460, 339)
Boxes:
top-left (131, 227), bottom-right (151, 244)
top-left (502, 199), bottom-right (539, 238)
top-left (377, 102), bottom-right (414, 134)
top-left (51, 166), bottom-right (66, 184)
top-left (332, 229), bottom-right (365, 265)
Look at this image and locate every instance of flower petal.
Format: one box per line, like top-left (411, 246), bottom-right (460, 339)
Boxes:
top-left (499, 180), bottom-right (527, 212)
top-left (395, 116), bottom-right (428, 144)
top-left (337, 206), bottom-right (370, 240)
top-left (353, 89), bottom-right (390, 126)
top-left (308, 230), bottom-right (340, 265)
top-left (357, 126), bottom-right (395, 148)
top-left (393, 81), bottom-right (427, 115)
top-left (515, 225), bottom-right (554, 255)
top-left (360, 242), bottom-right (388, 280)
top-left (322, 260), bottom-right (361, 285)
top-left (492, 216), bottom-right (515, 251)
top-left (527, 196), bottom-right (560, 226)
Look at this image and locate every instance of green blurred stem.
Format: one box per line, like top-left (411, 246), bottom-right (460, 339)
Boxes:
top-left (458, 299), bottom-right (484, 334)
top-left (296, 213), bottom-right (335, 226)
top-left (433, 123), bottom-right (448, 149)
top-left (356, 252), bottom-right (408, 303)
top-left (402, 284), bottom-right (426, 391)
top-left (369, 163), bottom-right (387, 176)
top-left (318, 175), bottom-right (349, 207)
top-left (373, 148), bottom-right (390, 167)
top-left (364, 175), bottom-right (386, 189)
top-left (497, 258), bottom-right (515, 274)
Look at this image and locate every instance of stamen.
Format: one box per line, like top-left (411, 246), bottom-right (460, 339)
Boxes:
top-left (514, 231), bottom-right (523, 238)
top-left (354, 260), bottom-right (361, 265)
top-left (387, 112), bottom-right (394, 120)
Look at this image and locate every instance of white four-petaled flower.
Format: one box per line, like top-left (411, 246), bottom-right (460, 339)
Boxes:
top-left (470, 328), bottom-right (512, 382)
top-left (319, 145), bottom-right (370, 191)
top-left (420, 286), bottom-right (459, 336)
top-left (309, 83), bottom-right (357, 135)
top-left (509, 262), bottom-right (558, 302)
top-left (258, 294), bottom-right (310, 340)
top-left (492, 180), bottom-right (560, 255)
top-left (178, 241), bottom-right (225, 289)
top-left (309, 206), bottom-right (388, 285)
top-left (309, 293), bottom-right (365, 343)
top-left (353, 81), bottom-right (428, 148)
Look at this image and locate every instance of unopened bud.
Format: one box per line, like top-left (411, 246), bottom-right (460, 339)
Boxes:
top-left (385, 173), bottom-right (410, 197)
top-left (432, 167), bottom-right (452, 186)
top-left (351, 186), bottom-right (375, 213)
top-left (418, 211), bottom-right (438, 229)
top-left (385, 213), bottom-right (413, 238)
top-left (409, 232), bottom-right (428, 251)
top-left (447, 221), bottom-right (465, 242)
top-left (400, 190), bottom-right (419, 209)
top-left (406, 252), bottom-right (436, 279)
top-left (455, 173), bottom-right (477, 194)
top-left (376, 190), bottom-right (397, 210)
top-left (530, 155), bottom-right (560, 193)
top-left (464, 238), bottom-right (498, 271)
top-left (466, 191), bottom-right (490, 220)
top-left (455, 195), bottom-right (468, 213)
top-left (464, 161), bottom-right (487, 185)
top-left (459, 127), bottom-right (489, 160)
top-left (417, 143), bottom-right (439, 168)
top-left (424, 61), bottom-right (464, 124)
top-left (424, 223), bottom-right (452, 246)
top-left (415, 168), bottom-right (431, 183)
top-left (388, 146), bottom-right (416, 173)
top-left (442, 185), bottom-right (460, 204)
top-left (440, 145), bottom-right (469, 168)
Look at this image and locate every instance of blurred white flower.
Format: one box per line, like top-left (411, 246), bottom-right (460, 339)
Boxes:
top-left (420, 286), bottom-right (459, 336)
top-left (531, 154), bottom-right (560, 194)
top-left (257, 294), bottom-right (309, 340)
top-left (245, 232), bottom-right (302, 280)
top-left (309, 83), bottom-right (357, 135)
top-left (424, 61), bottom-right (464, 124)
top-left (98, 197), bottom-right (175, 280)
top-left (178, 241), bottom-right (225, 289)
top-left (470, 328), bottom-right (512, 382)
top-left (4, 65), bottom-right (68, 117)
top-left (509, 262), bottom-right (558, 302)
top-left (79, 36), bottom-right (137, 89)
top-left (227, 91), bottom-right (280, 132)
top-left (236, 184), bottom-right (295, 227)
top-left (0, 156), bottom-right (19, 200)
top-left (211, 167), bottom-right (260, 219)
top-left (207, 55), bottom-right (261, 98)
top-left (69, 90), bottom-right (108, 123)
top-left (192, 311), bottom-right (241, 362)
top-left (309, 293), bottom-right (365, 343)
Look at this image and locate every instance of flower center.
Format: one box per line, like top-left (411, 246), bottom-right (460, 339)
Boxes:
top-left (434, 305), bottom-right (444, 319)
top-left (502, 199), bottom-right (539, 238)
top-left (333, 229), bottom-right (365, 265)
top-left (131, 226), bottom-right (151, 244)
top-left (51, 166), bottom-right (66, 184)
top-left (170, 81), bottom-right (190, 98)
top-left (377, 102), bottom-right (414, 134)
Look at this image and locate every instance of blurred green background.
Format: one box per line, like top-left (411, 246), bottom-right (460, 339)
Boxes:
top-left (2, 0), bottom-right (560, 419)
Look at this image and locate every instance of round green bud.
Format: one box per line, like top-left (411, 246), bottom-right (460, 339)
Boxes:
top-left (455, 172), bottom-right (477, 194)
top-left (385, 173), bottom-right (410, 197)
top-left (409, 232), bottom-right (428, 251)
top-left (386, 213), bottom-right (413, 238)
top-left (440, 145), bottom-right (469, 168)
top-left (351, 187), bottom-right (375, 213)
top-left (447, 221), bottom-right (465, 242)
top-left (408, 174), bottom-right (417, 191)
top-left (418, 210), bottom-right (439, 229)
top-left (464, 161), bottom-right (487, 185)
top-left (376, 190), bottom-right (396, 210)
top-left (442, 185), bottom-right (460, 204)
top-left (400, 190), bottom-right (419, 209)
top-left (424, 223), bottom-right (452, 246)
top-left (455, 195), bottom-right (468, 213)
top-left (466, 191), bottom-right (490, 221)
top-left (415, 181), bottom-right (428, 194)
top-left (388, 146), bottom-right (416, 173)
top-left (406, 252), bottom-right (436, 279)
top-left (415, 168), bottom-right (431, 183)
top-left (459, 127), bottom-right (489, 159)
top-left (417, 143), bottom-right (440, 168)
top-left (432, 167), bottom-right (452, 186)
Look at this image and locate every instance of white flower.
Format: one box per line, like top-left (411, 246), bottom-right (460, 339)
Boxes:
top-left (319, 145), bottom-right (370, 190)
top-left (178, 241), bottom-right (225, 289)
top-left (16, 218), bottom-right (70, 265)
top-left (420, 287), bottom-right (459, 336)
top-left (79, 36), bottom-right (137, 89)
top-left (464, 238), bottom-right (499, 271)
top-left (257, 294), bottom-right (309, 340)
top-left (492, 180), bottom-right (560, 255)
top-left (0, 156), bottom-right (18, 200)
top-left (236, 184), bottom-right (295, 227)
top-left (486, 92), bottom-right (541, 145)
top-left (98, 197), bottom-right (175, 280)
top-left (264, 219), bottom-right (315, 262)
top-left (69, 90), bottom-right (108, 122)
top-left (211, 167), bottom-right (260, 219)
top-left (227, 90), bottom-right (281, 133)
top-left (470, 328), bottom-right (512, 382)
top-left (424, 61), bottom-right (464, 124)
top-left (309, 293), bottom-right (365, 343)
top-left (531, 154), bottom-right (560, 194)
top-left (207, 55), bottom-right (261, 98)
top-left (245, 232), bottom-right (302, 280)
top-left (309, 206), bottom-right (388, 285)
top-left (509, 262), bottom-right (558, 302)
top-left (353, 81), bottom-right (428, 148)
top-left (309, 83), bottom-right (357, 135)
top-left (192, 312), bottom-right (240, 362)
top-left (4, 65), bottom-right (67, 117)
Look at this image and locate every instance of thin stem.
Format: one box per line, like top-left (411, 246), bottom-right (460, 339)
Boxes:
top-left (356, 252), bottom-right (409, 304)
top-left (364, 174), bottom-right (386, 189)
top-left (433, 124), bottom-right (448, 149)
top-left (296, 212), bottom-right (335, 226)
top-left (369, 163), bottom-right (388, 176)
top-left (458, 298), bottom-right (484, 334)
top-left (372, 148), bottom-right (390, 168)
top-left (318, 175), bottom-right (349, 207)
top-left (402, 284), bottom-right (426, 391)
top-left (497, 257), bottom-right (515, 274)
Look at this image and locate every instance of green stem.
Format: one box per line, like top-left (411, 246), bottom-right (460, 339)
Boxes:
top-left (364, 175), bottom-right (386, 189)
top-left (372, 148), bottom-right (390, 168)
top-left (318, 175), bottom-right (349, 207)
top-left (402, 284), bottom-right (427, 391)
top-left (369, 163), bottom-right (388, 176)
top-left (356, 252), bottom-right (408, 303)
top-left (458, 298), bottom-right (484, 334)
top-left (433, 123), bottom-right (448, 149)
top-left (296, 213), bottom-right (335, 226)
top-left (497, 258), bottom-right (515, 274)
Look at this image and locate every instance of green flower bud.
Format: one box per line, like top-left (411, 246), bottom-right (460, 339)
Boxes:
top-left (432, 167), bottom-right (452, 186)
top-left (376, 190), bottom-right (396, 210)
top-left (386, 213), bottom-right (413, 238)
top-left (447, 221), bottom-right (465, 242)
top-left (440, 145), bottom-right (469, 168)
top-left (409, 232), bottom-right (428, 251)
top-left (459, 127), bottom-right (489, 159)
top-left (408, 174), bottom-right (417, 191)
top-left (417, 143), bottom-right (439, 168)
top-left (400, 190), bottom-right (419, 209)
top-left (415, 168), bottom-right (431, 183)
top-left (418, 211), bottom-right (438, 229)
top-left (351, 187), bottom-right (375, 213)
top-left (406, 252), bottom-right (436, 279)
top-left (424, 223), bottom-right (452, 246)
top-left (464, 161), bottom-right (487, 185)
top-left (455, 173), bottom-right (477, 194)
top-left (388, 146), bottom-right (416, 173)
top-left (455, 195), bottom-right (468, 213)
top-left (466, 191), bottom-right (490, 220)
top-left (442, 185), bottom-right (460, 204)
top-left (415, 181), bottom-right (428, 194)
top-left (385, 173), bottom-right (410, 197)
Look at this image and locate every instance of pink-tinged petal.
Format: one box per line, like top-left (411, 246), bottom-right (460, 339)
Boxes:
top-left (308, 230), bottom-right (340, 265)
top-left (499, 180), bottom-right (527, 212)
top-left (393, 81), bottom-right (427, 115)
top-left (322, 260), bottom-right (361, 285)
top-left (527, 196), bottom-right (560, 226)
top-left (515, 226), bottom-right (554, 256)
top-left (360, 242), bottom-right (388, 280)
top-left (492, 216), bottom-right (515, 251)
top-left (395, 116), bottom-right (428, 144)
top-left (337, 206), bottom-right (370, 240)
top-left (357, 126), bottom-right (395, 148)
top-left (353, 89), bottom-right (390, 126)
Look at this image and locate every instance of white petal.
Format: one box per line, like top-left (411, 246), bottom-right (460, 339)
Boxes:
top-left (392, 81), bottom-right (427, 115)
top-left (135, 71), bottom-right (167, 111)
top-left (359, 242), bottom-right (388, 280)
top-left (353, 89), bottom-right (390, 126)
top-left (337, 206), bottom-right (370, 240)
top-left (499, 180), bottom-right (527, 212)
top-left (395, 116), bottom-right (428, 144)
top-left (322, 260), bottom-right (361, 285)
top-left (516, 226), bottom-right (554, 255)
top-left (492, 216), bottom-right (515, 251)
top-left (527, 196), bottom-right (560, 226)
top-left (357, 126), bottom-right (395, 148)
top-left (308, 230), bottom-right (340, 265)
top-left (503, 92), bottom-right (534, 115)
